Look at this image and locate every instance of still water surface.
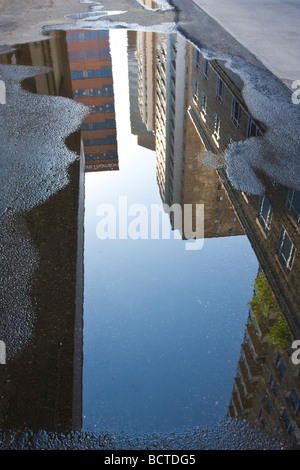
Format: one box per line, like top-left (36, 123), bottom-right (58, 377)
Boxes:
top-left (1, 25), bottom-right (300, 448)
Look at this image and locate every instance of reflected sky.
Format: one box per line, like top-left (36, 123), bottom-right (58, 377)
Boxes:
top-left (83, 30), bottom-right (259, 434)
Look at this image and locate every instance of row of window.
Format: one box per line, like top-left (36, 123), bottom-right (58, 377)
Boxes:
top-left (71, 68), bottom-right (113, 80)
top-left (73, 85), bottom-right (114, 98)
top-left (89, 103), bottom-right (115, 114)
top-left (241, 328), bottom-right (300, 439)
top-left (258, 190), bottom-right (300, 274)
top-left (68, 50), bottom-right (112, 61)
top-left (85, 150), bottom-right (118, 161)
top-left (67, 30), bottom-right (110, 41)
top-left (193, 51), bottom-right (261, 145)
top-left (192, 79), bottom-right (259, 147)
top-left (83, 134), bottom-right (117, 147)
top-left (81, 118), bottom-right (116, 131)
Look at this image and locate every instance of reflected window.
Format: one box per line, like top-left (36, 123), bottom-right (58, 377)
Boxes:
top-left (269, 376), bottom-right (278, 397)
top-left (216, 76), bottom-right (224, 103)
top-left (194, 49), bottom-right (200, 69)
top-left (193, 79), bottom-right (199, 104)
top-left (200, 93), bottom-right (207, 121)
top-left (231, 96), bottom-right (241, 128)
top-left (212, 113), bottom-right (221, 147)
top-left (247, 117), bottom-right (260, 137)
top-left (258, 196), bottom-right (273, 233)
top-left (203, 59), bottom-right (209, 81)
top-left (277, 226), bottom-right (296, 274)
top-left (287, 189), bottom-right (300, 226)
top-left (282, 410), bottom-right (293, 434)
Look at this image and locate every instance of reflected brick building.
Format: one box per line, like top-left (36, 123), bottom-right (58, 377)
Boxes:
top-left (66, 30), bottom-right (119, 172)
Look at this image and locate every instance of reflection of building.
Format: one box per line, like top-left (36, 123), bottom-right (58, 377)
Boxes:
top-left (182, 41), bottom-right (300, 338)
top-left (137, 0), bottom-right (170, 10)
top-left (182, 43), bottom-right (246, 238)
top-left (155, 33), bottom-right (186, 210)
top-left (228, 269), bottom-right (300, 447)
top-left (152, 33), bottom-right (244, 238)
top-left (127, 31), bottom-right (155, 150)
top-left (0, 30), bottom-right (73, 99)
top-left (186, 45), bottom-right (262, 154)
top-left (66, 30), bottom-right (119, 172)
top-left (221, 179), bottom-right (300, 339)
top-left (182, 38), bottom-right (300, 447)
top-left (137, 31), bottom-right (156, 135)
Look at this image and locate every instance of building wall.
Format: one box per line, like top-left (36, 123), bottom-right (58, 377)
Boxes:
top-left (66, 30), bottom-right (119, 172)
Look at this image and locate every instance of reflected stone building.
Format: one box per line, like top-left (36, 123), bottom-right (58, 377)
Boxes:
top-left (153, 32), bottom-right (244, 238)
top-left (181, 41), bottom-right (300, 445)
top-left (0, 30), bottom-right (73, 99)
top-left (66, 30), bottom-right (119, 172)
top-left (127, 31), bottom-right (155, 151)
top-left (136, 30), bottom-right (156, 136)
top-left (182, 40), bottom-right (300, 338)
top-left (228, 269), bottom-right (300, 447)
top-left (155, 32), bottom-right (186, 210)
top-left (223, 182), bottom-right (300, 339)
top-left (179, 39), bottom-right (300, 448)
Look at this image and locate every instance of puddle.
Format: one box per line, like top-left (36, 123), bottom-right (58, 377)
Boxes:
top-left (0, 25), bottom-right (300, 450)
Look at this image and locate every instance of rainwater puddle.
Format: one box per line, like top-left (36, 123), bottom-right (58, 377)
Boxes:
top-left (0, 25), bottom-right (300, 450)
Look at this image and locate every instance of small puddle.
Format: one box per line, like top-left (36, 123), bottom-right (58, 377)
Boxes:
top-left (0, 24), bottom-right (299, 450)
